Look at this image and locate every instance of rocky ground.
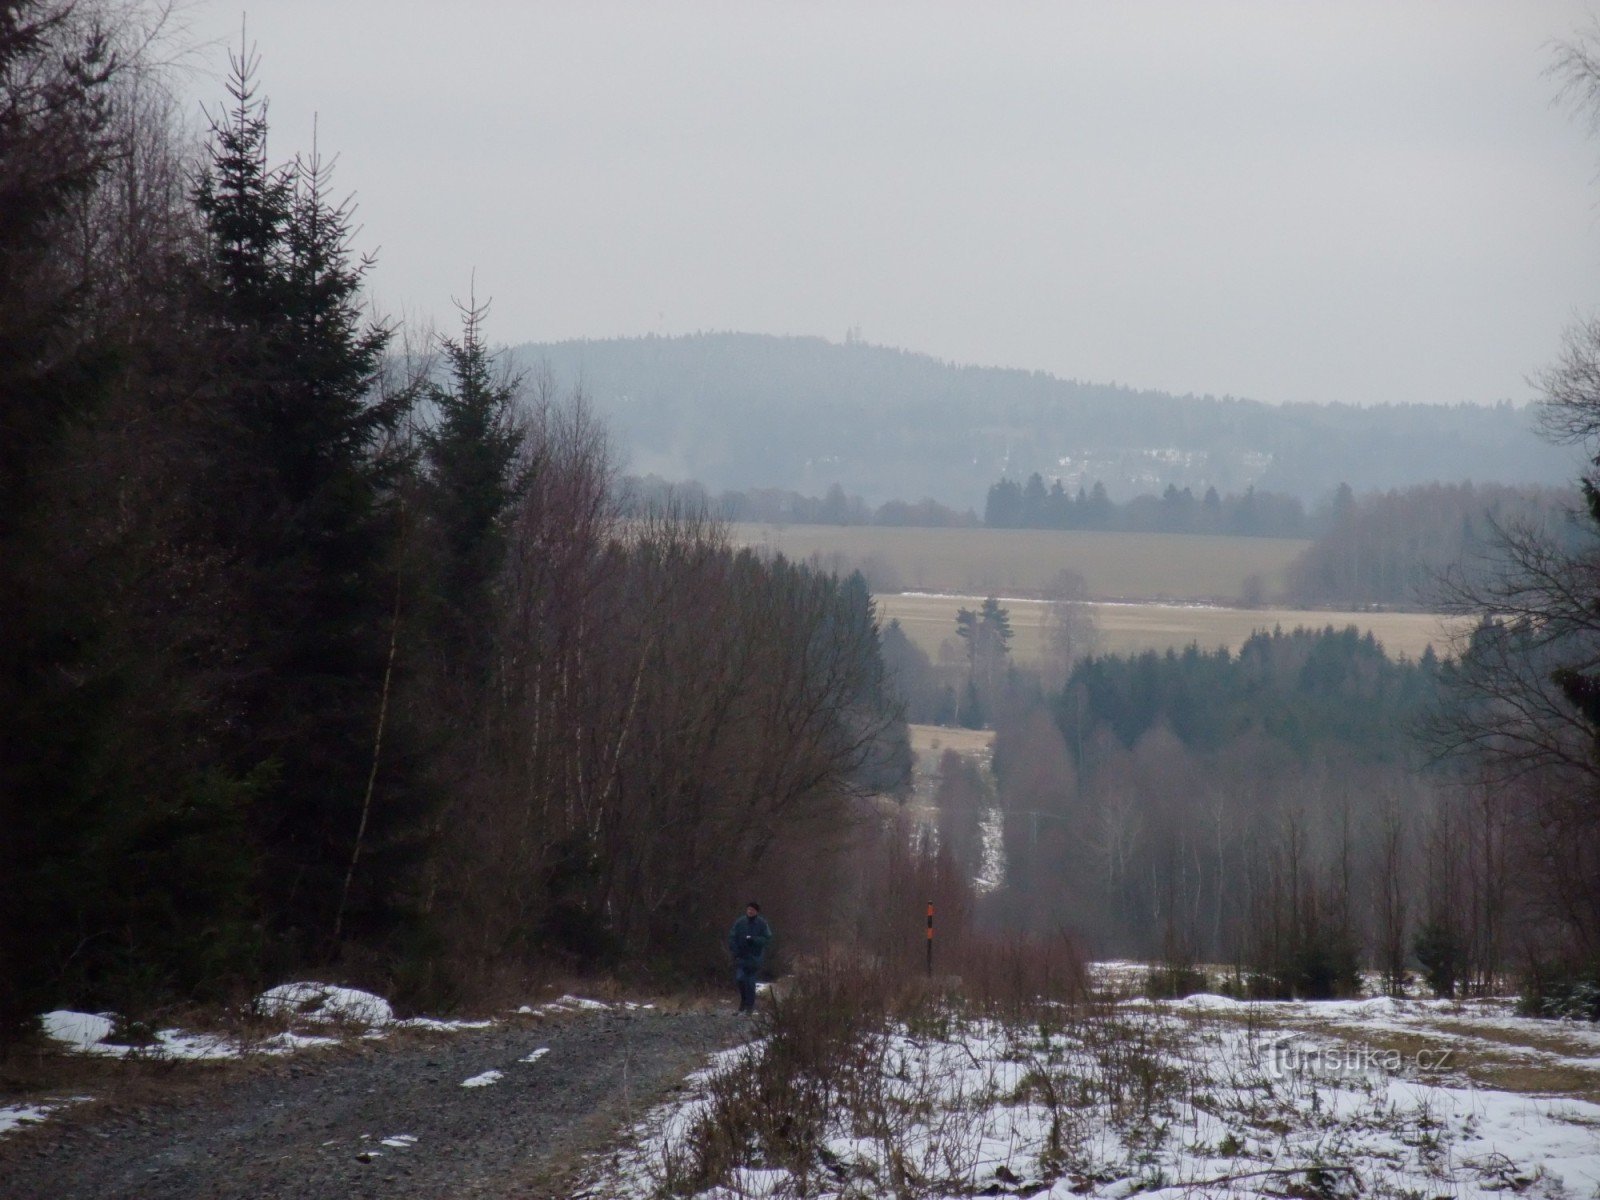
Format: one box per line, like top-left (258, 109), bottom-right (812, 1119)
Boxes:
top-left (0, 1007), bottom-right (743, 1200)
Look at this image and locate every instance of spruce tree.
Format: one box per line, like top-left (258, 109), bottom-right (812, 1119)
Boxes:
top-left (192, 48), bottom-right (422, 963)
top-left (0, 0), bottom-right (117, 1041)
top-left (2, 2), bottom-right (266, 1039)
top-left (420, 294), bottom-right (525, 679)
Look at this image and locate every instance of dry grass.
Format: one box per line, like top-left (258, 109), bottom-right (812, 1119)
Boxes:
top-left (627, 961), bottom-right (1600, 1199)
top-left (730, 523), bottom-right (1309, 601)
top-left (1191, 1006), bottom-right (1600, 1106)
top-left (907, 725), bottom-right (994, 756)
top-left (1292, 1019), bottom-right (1600, 1105)
top-left (648, 941), bottom-right (1101, 1198)
top-left (730, 521), bottom-right (1468, 660)
top-left (878, 592), bottom-right (1468, 663)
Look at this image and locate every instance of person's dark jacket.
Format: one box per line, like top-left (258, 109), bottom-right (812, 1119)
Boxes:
top-left (728, 914), bottom-right (773, 968)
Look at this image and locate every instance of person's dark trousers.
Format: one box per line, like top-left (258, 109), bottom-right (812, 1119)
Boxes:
top-left (735, 962), bottom-right (758, 1012)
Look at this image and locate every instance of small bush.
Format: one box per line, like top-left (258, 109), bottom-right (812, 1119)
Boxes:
top-left (1413, 921), bottom-right (1463, 1000)
top-left (1143, 965), bottom-right (1209, 999)
top-left (1517, 961), bottom-right (1600, 1021)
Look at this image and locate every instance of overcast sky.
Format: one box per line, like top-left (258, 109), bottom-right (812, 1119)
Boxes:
top-left (177, 1), bottom-right (1600, 407)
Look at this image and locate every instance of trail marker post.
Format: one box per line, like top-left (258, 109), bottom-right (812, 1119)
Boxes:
top-left (926, 900), bottom-right (934, 977)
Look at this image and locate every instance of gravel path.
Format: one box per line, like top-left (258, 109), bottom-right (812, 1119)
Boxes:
top-left (0, 1008), bottom-right (741, 1200)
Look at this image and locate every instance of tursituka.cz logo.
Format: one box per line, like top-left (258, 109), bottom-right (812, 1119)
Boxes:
top-left (1262, 1035), bottom-right (1456, 1080)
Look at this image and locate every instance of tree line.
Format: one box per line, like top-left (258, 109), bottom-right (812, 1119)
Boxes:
top-left (984, 475), bottom-right (1312, 538)
top-left (620, 475), bottom-right (978, 528)
top-left (622, 472), bottom-right (1583, 621)
top-left (906, 622), bottom-right (1590, 1009)
top-left (1283, 481), bottom-right (1582, 608)
top-left (0, 5), bottom-right (908, 1042)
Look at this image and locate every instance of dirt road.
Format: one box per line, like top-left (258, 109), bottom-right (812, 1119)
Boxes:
top-left (0, 1008), bottom-right (738, 1200)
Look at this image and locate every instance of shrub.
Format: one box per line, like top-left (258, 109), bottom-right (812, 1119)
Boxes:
top-left (1143, 965), bottom-right (1209, 1000)
top-left (1413, 921), bottom-right (1462, 999)
top-left (1517, 961), bottom-right (1600, 1021)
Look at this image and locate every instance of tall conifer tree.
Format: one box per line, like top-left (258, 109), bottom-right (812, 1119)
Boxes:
top-left (420, 294), bottom-right (525, 678)
top-left (193, 46), bottom-right (423, 961)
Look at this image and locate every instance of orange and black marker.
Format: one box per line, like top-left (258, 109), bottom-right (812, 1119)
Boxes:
top-left (926, 900), bottom-right (934, 977)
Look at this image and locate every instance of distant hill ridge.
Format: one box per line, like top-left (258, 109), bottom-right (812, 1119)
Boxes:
top-left (508, 332), bottom-right (1576, 508)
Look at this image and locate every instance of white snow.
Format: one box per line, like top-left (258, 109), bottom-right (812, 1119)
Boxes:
top-left (36, 981), bottom-right (502, 1070)
top-left (460, 1069), bottom-right (504, 1088)
top-left (519, 1047), bottom-right (550, 1063)
top-left (256, 982), bottom-right (394, 1027)
top-left (40, 1011), bottom-right (246, 1060)
top-left (593, 987), bottom-right (1600, 1199)
top-left (514, 994), bottom-right (615, 1017)
top-left (0, 1096), bottom-right (90, 1139)
top-left (1164, 991), bottom-right (1245, 1011)
top-left (380, 1133), bottom-right (417, 1148)
top-left (396, 1016), bottom-right (496, 1032)
top-left (553, 994), bottom-right (609, 1010)
top-left (40, 1010), bottom-right (114, 1049)
top-left (258, 1031), bottom-right (340, 1054)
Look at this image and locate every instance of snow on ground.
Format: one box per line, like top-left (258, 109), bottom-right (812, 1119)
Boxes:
top-left (512, 994), bottom-right (627, 1017)
top-left (520, 1047), bottom-right (550, 1063)
top-left (0, 1096), bottom-right (90, 1137)
top-left (1156, 989), bottom-right (1600, 1074)
top-left (597, 981), bottom-right (1600, 1199)
top-left (39, 1011), bottom-right (115, 1050)
top-left (460, 1069), bottom-right (504, 1088)
top-left (38, 1009), bottom-right (330, 1062)
top-left (396, 1015), bottom-right (497, 1032)
top-left (36, 987), bottom-right (628, 1067)
top-left (13, 985), bottom-right (636, 1142)
top-left (257, 982), bottom-right (395, 1026)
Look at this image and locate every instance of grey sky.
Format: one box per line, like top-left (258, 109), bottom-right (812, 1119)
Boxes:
top-left (181, 1), bottom-right (1599, 407)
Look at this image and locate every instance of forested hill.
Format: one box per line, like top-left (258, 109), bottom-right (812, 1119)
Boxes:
top-left (509, 333), bottom-right (1576, 508)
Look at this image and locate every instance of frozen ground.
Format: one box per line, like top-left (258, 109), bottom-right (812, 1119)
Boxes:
top-left (591, 965), bottom-right (1600, 1200)
top-left (11, 969), bottom-right (1598, 1199)
top-left (0, 1002), bottom-right (742, 1200)
top-left (15, 985), bottom-right (619, 1073)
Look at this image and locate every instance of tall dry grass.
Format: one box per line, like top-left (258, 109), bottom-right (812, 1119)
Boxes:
top-left (649, 935), bottom-right (1193, 1200)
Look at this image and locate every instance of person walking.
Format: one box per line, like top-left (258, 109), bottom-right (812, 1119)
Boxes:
top-left (727, 901), bottom-right (773, 1014)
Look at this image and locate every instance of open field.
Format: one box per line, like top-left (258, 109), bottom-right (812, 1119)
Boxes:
top-left (730, 522), bottom-right (1310, 602)
top-left (595, 969), bottom-right (1600, 1199)
top-left (878, 592), bottom-right (1470, 661)
top-left (907, 723), bottom-right (994, 758)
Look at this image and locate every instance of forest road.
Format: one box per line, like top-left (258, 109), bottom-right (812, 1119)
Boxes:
top-left (0, 1008), bottom-right (739, 1200)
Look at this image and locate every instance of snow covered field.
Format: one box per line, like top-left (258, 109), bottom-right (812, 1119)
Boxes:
top-left (596, 966), bottom-right (1600, 1199)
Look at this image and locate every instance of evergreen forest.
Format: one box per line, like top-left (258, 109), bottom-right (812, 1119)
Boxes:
top-left (0, 7), bottom-right (915, 1041)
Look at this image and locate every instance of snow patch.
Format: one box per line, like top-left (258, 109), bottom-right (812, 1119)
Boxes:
top-left (514, 994), bottom-right (613, 1017)
top-left (396, 1016), bottom-right (495, 1032)
top-left (520, 1047), bottom-right (550, 1063)
top-left (41, 1012), bottom-right (246, 1060)
top-left (256, 982), bottom-right (394, 1027)
top-left (0, 1096), bottom-right (90, 1139)
top-left (460, 1069), bottom-right (504, 1088)
top-left (1164, 992), bottom-right (1244, 1011)
top-left (553, 994), bottom-right (609, 1010)
top-left (380, 1133), bottom-right (417, 1148)
top-left (38, 982), bottom-right (492, 1065)
top-left (592, 997), bottom-right (1600, 1199)
top-left (259, 1031), bottom-right (340, 1054)
top-left (40, 1010), bottom-right (114, 1050)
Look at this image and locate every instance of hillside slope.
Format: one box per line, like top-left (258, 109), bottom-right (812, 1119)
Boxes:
top-left (511, 333), bottom-right (1576, 508)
